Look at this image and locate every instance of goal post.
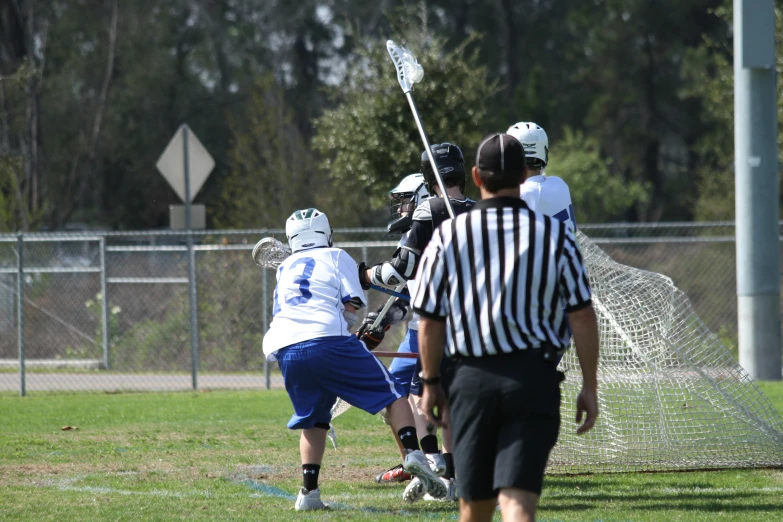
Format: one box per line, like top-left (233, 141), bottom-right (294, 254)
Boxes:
top-left (550, 232), bottom-right (783, 473)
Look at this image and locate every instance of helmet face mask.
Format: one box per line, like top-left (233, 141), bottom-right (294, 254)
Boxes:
top-left (507, 122), bottom-right (549, 169)
top-left (387, 173), bottom-right (429, 235)
top-left (420, 143), bottom-right (466, 193)
top-left (286, 208), bottom-right (333, 253)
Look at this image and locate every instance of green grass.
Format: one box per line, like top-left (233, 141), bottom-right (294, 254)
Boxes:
top-left (0, 383), bottom-right (782, 521)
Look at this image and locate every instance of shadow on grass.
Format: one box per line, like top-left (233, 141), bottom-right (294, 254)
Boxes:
top-left (239, 478), bottom-right (459, 519)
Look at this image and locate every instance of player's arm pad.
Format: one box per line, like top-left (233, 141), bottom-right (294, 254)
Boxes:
top-left (346, 296), bottom-right (364, 310)
top-left (368, 247), bottom-right (419, 288)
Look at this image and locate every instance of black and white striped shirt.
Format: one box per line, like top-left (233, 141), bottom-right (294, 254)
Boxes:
top-left (412, 197), bottom-right (592, 358)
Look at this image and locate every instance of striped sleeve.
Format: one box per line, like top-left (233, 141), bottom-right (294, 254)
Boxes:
top-left (412, 227), bottom-right (448, 321)
top-left (558, 224), bottom-right (592, 312)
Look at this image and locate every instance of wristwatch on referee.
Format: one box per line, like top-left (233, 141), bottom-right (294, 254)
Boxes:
top-left (418, 371), bottom-right (441, 386)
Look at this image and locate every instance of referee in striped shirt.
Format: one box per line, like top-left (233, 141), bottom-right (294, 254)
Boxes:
top-left (412, 133), bottom-right (599, 522)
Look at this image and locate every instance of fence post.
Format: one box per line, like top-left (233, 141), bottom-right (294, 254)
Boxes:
top-left (183, 126), bottom-right (200, 391)
top-left (99, 237), bottom-right (110, 369)
top-left (16, 233), bottom-right (25, 397)
top-left (262, 267), bottom-right (270, 390)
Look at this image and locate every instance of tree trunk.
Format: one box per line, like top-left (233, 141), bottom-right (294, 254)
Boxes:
top-left (83, 0), bottom-right (118, 207)
top-left (497, 0), bottom-right (519, 108)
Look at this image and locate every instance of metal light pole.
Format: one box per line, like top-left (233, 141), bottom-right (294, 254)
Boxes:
top-left (734, 0), bottom-right (781, 380)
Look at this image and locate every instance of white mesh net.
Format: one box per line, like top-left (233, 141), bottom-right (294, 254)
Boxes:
top-left (550, 232), bottom-right (783, 473)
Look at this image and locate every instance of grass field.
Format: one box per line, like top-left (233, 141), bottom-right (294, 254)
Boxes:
top-left (1, 383), bottom-right (783, 521)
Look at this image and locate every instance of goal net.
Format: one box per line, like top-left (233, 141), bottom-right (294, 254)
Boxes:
top-left (550, 232), bottom-right (783, 473)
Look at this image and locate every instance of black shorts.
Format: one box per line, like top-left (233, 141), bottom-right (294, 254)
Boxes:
top-left (409, 355), bottom-right (456, 397)
top-left (447, 350), bottom-right (561, 501)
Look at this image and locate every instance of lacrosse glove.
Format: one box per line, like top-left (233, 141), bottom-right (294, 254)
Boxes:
top-left (356, 312), bottom-right (391, 350)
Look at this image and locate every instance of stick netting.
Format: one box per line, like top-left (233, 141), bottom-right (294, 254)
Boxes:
top-left (550, 232), bottom-right (783, 473)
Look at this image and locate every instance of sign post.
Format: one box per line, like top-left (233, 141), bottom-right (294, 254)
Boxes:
top-left (156, 124), bottom-right (215, 390)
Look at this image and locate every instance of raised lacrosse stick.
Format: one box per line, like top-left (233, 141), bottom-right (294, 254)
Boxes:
top-left (387, 40), bottom-right (455, 219)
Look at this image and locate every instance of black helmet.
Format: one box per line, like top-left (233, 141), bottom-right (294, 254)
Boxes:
top-left (420, 143), bottom-right (466, 193)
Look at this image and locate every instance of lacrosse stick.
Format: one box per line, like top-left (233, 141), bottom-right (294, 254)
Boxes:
top-left (387, 40), bottom-right (455, 219)
top-left (252, 237), bottom-right (410, 301)
top-left (330, 280), bottom-right (408, 422)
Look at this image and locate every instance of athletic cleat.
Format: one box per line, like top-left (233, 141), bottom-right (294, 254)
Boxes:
top-left (375, 463), bottom-right (412, 483)
top-left (403, 477), bottom-right (426, 503)
top-left (424, 477), bottom-right (458, 502)
top-left (295, 487), bottom-right (329, 511)
top-left (426, 453), bottom-right (446, 477)
top-left (403, 450), bottom-right (447, 500)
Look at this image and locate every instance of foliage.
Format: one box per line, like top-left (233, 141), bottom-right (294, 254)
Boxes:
top-left (0, 0), bottom-right (773, 228)
top-left (312, 26), bottom-right (499, 226)
top-left (682, 2), bottom-right (783, 220)
top-left (213, 76), bottom-right (317, 229)
top-left (547, 127), bottom-right (649, 223)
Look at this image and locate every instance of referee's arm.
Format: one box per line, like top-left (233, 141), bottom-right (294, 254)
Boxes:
top-left (559, 226), bottom-right (600, 435)
top-left (412, 230), bottom-right (450, 427)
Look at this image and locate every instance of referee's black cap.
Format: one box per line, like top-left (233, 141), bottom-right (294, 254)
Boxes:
top-left (476, 133), bottom-right (526, 174)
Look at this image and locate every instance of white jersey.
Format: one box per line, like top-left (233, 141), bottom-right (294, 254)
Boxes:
top-left (262, 247), bottom-right (367, 361)
top-left (520, 173), bottom-right (577, 231)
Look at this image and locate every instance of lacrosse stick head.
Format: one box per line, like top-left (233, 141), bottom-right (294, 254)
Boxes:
top-left (251, 237), bottom-right (291, 269)
top-left (387, 40), bottom-right (424, 93)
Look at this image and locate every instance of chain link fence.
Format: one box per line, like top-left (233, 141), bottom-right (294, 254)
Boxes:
top-left (0, 222), bottom-right (775, 394)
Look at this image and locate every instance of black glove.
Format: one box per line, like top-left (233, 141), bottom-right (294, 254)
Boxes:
top-left (357, 261), bottom-right (372, 290)
top-left (385, 297), bottom-right (410, 325)
top-left (356, 312), bottom-right (391, 350)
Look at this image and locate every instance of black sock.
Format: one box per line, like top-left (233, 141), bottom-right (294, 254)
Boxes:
top-left (302, 464), bottom-right (320, 492)
top-left (420, 434), bottom-right (439, 455)
top-left (443, 453), bottom-right (455, 480)
top-left (397, 426), bottom-right (420, 452)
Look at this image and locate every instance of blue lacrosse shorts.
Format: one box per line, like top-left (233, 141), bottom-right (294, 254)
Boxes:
top-left (276, 335), bottom-right (407, 430)
top-left (387, 328), bottom-right (419, 395)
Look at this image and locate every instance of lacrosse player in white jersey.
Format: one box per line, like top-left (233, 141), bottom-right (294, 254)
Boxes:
top-left (262, 208), bottom-right (446, 510)
top-left (507, 122), bottom-right (577, 231)
top-left (508, 122), bottom-right (579, 367)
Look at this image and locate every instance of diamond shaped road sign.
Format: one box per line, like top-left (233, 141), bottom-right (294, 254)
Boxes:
top-left (156, 124), bottom-right (215, 203)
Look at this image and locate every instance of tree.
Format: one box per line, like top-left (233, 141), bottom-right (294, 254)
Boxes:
top-left (683, 1), bottom-right (783, 220)
top-left (212, 75), bottom-right (316, 229)
top-left (546, 127), bottom-right (649, 223)
top-left (312, 26), bottom-right (500, 227)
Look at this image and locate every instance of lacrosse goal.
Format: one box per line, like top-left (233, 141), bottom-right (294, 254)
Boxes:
top-left (549, 232), bottom-right (783, 473)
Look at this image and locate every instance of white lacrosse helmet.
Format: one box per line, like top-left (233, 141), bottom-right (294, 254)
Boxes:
top-left (285, 208), bottom-right (333, 253)
top-left (390, 173), bottom-right (429, 209)
top-left (387, 173), bottom-right (429, 234)
top-left (507, 122), bottom-right (549, 168)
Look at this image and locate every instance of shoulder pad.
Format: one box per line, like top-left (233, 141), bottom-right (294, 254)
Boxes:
top-left (412, 199), bottom-right (432, 221)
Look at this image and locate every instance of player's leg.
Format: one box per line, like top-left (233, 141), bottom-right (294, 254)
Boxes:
top-left (277, 342), bottom-right (336, 511)
top-left (405, 357), bottom-right (449, 502)
top-left (497, 489), bottom-right (538, 522)
top-left (317, 335), bottom-right (446, 499)
top-left (377, 328), bottom-right (419, 483)
top-left (439, 357), bottom-right (459, 501)
top-left (459, 498), bottom-right (497, 522)
top-left (493, 353), bottom-right (561, 522)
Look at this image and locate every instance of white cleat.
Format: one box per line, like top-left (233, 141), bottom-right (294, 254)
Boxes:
top-left (424, 477), bottom-right (458, 502)
top-left (294, 487), bottom-right (329, 511)
top-left (403, 450), bottom-right (447, 500)
top-left (426, 452), bottom-right (447, 477)
top-left (403, 476), bottom-right (425, 503)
